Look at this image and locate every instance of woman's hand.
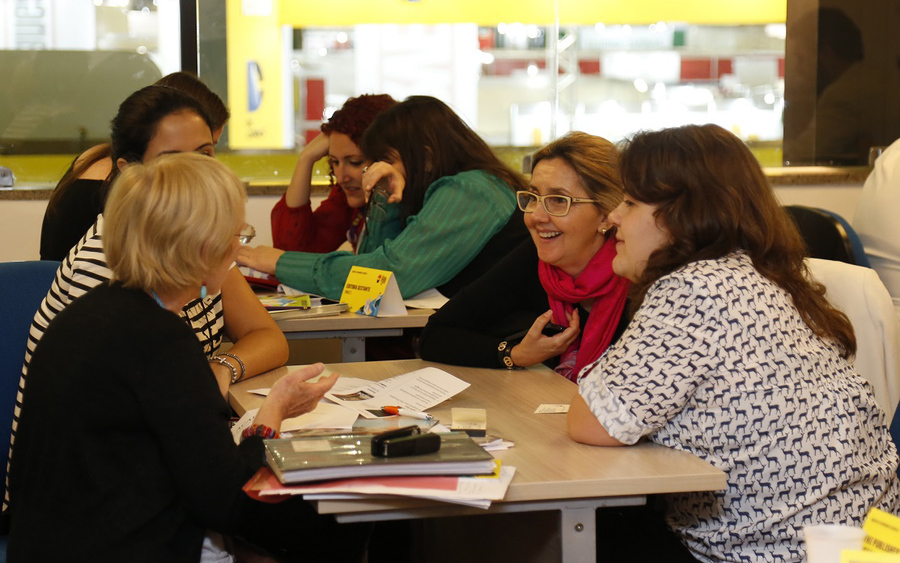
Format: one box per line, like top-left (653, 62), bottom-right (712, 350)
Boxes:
top-left (362, 161), bottom-right (406, 204)
top-left (509, 309), bottom-right (581, 367)
top-left (253, 363), bottom-right (339, 429)
top-left (210, 268), bottom-right (289, 396)
top-left (237, 245), bottom-right (285, 275)
top-left (284, 133), bottom-right (330, 208)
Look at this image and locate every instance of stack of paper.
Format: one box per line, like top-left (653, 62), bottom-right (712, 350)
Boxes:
top-left (244, 462), bottom-right (515, 509)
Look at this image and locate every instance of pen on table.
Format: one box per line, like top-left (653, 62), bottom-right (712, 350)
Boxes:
top-left (381, 406), bottom-right (434, 420)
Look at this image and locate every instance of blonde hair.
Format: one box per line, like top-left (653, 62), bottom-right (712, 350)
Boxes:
top-left (531, 131), bottom-right (623, 216)
top-left (104, 152), bottom-right (246, 294)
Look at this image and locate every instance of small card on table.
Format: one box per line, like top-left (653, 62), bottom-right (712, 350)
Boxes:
top-left (534, 404), bottom-right (569, 414)
top-left (340, 266), bottom-right (406, 317)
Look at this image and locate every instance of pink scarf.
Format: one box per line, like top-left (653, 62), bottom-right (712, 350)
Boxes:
top-left (538, 237), bottom-right (630, 381)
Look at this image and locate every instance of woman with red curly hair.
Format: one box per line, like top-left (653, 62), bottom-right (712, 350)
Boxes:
top-left (271, 94), bottom-right (397, 252)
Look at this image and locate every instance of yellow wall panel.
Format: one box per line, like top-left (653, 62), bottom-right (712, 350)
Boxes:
top-left (227, 0), bottom-right (288, 149)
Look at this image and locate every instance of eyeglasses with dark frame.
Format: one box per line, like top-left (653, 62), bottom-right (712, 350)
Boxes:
top-left (516, 191), bottom-right (602, 217)
top-left (236, 224), bottom-right (256, 245)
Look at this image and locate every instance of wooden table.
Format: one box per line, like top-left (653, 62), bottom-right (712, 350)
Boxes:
top-left (272, 308), bottom-right (433, 362)
top-left (230, 359), bottom-right (726, 562)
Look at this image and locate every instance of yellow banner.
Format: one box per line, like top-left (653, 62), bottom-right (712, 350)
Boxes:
top-left (279, 0), bottom-right (786, 27)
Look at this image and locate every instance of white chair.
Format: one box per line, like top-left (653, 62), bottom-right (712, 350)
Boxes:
top-left (807, 258), bottom-right (900, 419)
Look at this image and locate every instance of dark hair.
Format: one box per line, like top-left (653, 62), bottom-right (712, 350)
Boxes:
top-left (531, 131), bottom-right (623, 217)
top-left (155, 71), bottom-right (230, 132)
top-left (620, 124), bottom-right (856, 357)
top-left (111, 85), bottom-right (212, 164)
top-left (321, 94), bottom-right (397, 146)
top-left (360, 95), bottom-right (528, 219)
top-left (47, 85), bottom-right (212, 216)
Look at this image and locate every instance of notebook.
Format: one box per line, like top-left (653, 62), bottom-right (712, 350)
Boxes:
top-left (265, 431), bottom-right (496, 484)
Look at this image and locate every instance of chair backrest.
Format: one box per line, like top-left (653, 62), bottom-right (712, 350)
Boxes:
top-left (785, 205), bottom-right (870, 267)
top-left (814, 208), bottom-right (872, 268)
top-left (0, 261), bottom-right (59, 486)
top-left (806, 258), bottom-right (900, 419)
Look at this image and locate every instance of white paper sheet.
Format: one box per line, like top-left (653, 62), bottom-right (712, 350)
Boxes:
top-left (403, 288), bottom-right (449, 309)
top-left (230, 402), bottom-right (359, 444)
top-left (324, 367), bottom-right (470, 419)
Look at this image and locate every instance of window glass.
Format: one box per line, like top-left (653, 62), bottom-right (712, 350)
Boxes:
top-left (1, 0), bottom-right (792, 187)
top-left (0, 0), bottom-right (179, 184)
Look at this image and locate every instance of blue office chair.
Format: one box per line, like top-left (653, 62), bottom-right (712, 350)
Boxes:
top-left (814, 208), bottom-right (872, 268)
top-left (784, 205), bottom-right (871, 268)
top-left (0, 260), bottom-right (59, 553)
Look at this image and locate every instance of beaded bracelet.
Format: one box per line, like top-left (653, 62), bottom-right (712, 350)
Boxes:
top-left (241, 424), bottom-right (280, 442)
top-left (220, 352), bottom-right (246, 384)
top-left (209, 356), bottom-right (237, 383)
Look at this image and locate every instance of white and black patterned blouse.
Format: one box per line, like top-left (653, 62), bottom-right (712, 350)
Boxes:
top-left (5, 215), bottom-right (225, 508)
top-left (579, 251), bottom-right (900, 563)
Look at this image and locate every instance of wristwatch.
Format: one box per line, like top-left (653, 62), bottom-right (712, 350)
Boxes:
top-left (498, 341), bottom-right (518, 369)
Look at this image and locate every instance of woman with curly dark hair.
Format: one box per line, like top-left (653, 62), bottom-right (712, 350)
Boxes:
top-left (271, 94), bottom-right (397, 252)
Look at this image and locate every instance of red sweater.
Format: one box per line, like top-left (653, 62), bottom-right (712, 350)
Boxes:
top-left (270, 185), bottom-right (364, 252)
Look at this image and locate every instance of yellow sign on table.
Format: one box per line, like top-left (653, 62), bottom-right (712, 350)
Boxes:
top-left (861, 508), bottom-right (900, 556)
top-left (340, 266), bottom-right (407, 317)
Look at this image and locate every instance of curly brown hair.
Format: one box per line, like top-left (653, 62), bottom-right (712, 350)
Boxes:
top-left (321, 94), bottom-right (397, 145)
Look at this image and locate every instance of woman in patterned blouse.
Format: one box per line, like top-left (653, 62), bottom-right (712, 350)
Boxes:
top-left (568, 123), bottom-right (900, 562)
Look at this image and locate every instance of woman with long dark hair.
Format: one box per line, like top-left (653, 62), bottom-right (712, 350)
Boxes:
top-left (39, 71), bottom-right (229, 261)
top-left (239, 95), bottom-right (530, 300)
top-left (568, 124), bottom-right (900, 562)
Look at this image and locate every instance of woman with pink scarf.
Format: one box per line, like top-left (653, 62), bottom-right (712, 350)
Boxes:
top-left (419, 132), bottom-right (629, 380)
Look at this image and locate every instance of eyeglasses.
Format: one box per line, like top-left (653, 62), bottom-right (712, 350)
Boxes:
top-left (516, 191), bottom-right (602, 217)
top-left (236, 224), bottom-right (256, 244)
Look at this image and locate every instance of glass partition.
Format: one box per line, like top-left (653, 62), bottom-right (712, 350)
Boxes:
top-left (1, 0), bottom-right (791, 187)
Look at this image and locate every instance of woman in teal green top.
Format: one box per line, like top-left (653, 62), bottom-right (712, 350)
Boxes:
top-left (238, 96), bottom-right (529, 300)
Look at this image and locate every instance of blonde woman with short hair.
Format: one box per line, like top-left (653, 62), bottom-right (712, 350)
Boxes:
top-left (105, 153), bottom-right (248, 295)
top-left (8, 153), bottom-right (367, 562)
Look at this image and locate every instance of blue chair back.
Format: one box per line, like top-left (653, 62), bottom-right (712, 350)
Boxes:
top-left (785, 205), bottom-right (871, 268)
top-left (0, 261), bottom-right (59, 488)
top-left (814, 208), bottom-right (872, 268)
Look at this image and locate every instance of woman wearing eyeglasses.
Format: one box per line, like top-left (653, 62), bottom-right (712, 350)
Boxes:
top-left (238, 95), bottom-right (530, 301)
top-left (18, 85), bottom-right (287, 413)
top-left (9, 153), bottom-right (368, 563)
top-left (419, 132), bottom-right (630, 379)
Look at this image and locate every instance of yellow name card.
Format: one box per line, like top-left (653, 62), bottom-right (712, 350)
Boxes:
top-left (863, 508), bottom-right (900, 554)
top-left (340, 266), bottom-right (407, 317)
